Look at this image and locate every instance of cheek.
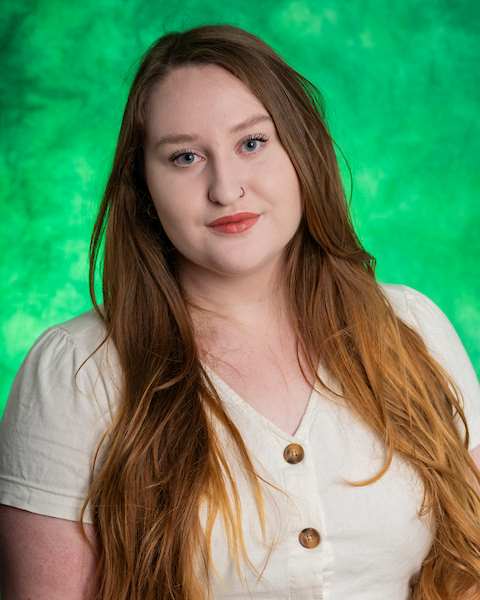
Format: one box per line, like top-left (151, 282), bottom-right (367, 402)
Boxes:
top-left (153, 201), bottom-right (190, 237)
top-left (144, 171), bottom-right (184, 227)
top-left (150, 193), bottom-right (200, 248)
top-left (153, 207), bottom-right (197, 257)
top-left (144, 156), bottom-right (179, 207)
top-left (269, 146), bottom-right (301, 195)
top-left (274, 158), bottom-right (303, 219)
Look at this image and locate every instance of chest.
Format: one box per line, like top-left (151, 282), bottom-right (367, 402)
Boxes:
top-left (202, 345), bottom-right (315, 438)
top-left (202, 373), bottom-right (435, 600)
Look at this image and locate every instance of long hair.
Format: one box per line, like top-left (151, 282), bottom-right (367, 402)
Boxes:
top-left (76, 23), bottom-right (480, 599)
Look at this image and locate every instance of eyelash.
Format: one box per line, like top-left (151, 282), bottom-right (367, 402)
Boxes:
top-left (168, 133), bottom-right (269, 166)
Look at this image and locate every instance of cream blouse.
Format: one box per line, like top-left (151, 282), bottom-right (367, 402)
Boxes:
top-left (1, 283), bottom-right (479, 599)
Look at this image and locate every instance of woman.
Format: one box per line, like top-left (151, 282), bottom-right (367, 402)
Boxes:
top-left (1, 23), bottom-right (480, 600)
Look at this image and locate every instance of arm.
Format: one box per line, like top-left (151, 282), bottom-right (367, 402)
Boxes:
top-left (0, 504), bottom-right (99, 599)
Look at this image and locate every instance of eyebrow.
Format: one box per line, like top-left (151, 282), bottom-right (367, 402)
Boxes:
top-left (153, 113), bottom-right (273, 148)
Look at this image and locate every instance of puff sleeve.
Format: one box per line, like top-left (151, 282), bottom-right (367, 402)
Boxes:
top-left (0, 325), bottom-right (111, 524)
top-left (401, 285), bottom-right (480, 451)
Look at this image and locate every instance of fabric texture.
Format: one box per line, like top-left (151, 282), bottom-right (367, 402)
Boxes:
top-left (1, 283), bottom-right (479, 599)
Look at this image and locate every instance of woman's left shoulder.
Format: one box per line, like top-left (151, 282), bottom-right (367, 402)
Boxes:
top-left (379, 282), bottom-right (466, 349)
top-left (379, 282), bottom-right (480, 450)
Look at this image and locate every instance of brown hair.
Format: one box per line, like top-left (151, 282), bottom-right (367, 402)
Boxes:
top-left (77, 23), bottom-right (480, 599)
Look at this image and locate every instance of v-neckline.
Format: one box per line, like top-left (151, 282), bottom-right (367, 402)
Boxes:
top-left (201, 361), bottom-right (322, 443)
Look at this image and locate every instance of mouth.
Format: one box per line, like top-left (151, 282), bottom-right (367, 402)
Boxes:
top-left (207, 212), bottom-right (260, 227)
top-left (208, 214), bottom-right (261, 235)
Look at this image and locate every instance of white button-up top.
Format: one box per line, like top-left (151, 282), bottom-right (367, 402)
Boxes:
top-left (1, 283), bottom-right (479, 599)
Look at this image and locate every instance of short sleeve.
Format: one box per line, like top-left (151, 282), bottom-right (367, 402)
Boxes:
top-left (0, 326), bottom-right (111, 524)
top-left (401, 285), bottom-right (480, 451)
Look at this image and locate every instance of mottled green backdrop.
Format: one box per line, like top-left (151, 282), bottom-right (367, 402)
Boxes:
top-left (1, 0), bottom-right (479, 415)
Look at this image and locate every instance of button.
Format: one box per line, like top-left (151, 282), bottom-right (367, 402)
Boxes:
top-left (283, 442), bottom-right (304, 464)
top-left (298, 527), bottom-right (321, 548)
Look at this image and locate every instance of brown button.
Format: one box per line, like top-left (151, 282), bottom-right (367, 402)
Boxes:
top-left (298, 527), bottom-right (321, 548)
top-left (283, 443), bottom-right (304, 464)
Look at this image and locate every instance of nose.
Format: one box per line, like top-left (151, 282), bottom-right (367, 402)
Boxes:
top-left (207, 153), bottom-right (245, 205)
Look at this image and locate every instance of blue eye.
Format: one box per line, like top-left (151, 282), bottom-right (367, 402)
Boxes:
top-left (169, 151), bottom-right (197, 166)
top-left (168, 133), bottom-right (269, 167)
top-left (242, 134), bottom-right (269, 152)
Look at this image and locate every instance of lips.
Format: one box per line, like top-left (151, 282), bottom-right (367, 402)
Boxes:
top-left (208, 212), bottom-right (260, 227)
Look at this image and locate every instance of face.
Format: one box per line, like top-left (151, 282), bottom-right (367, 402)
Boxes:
top-left (143, 64), bottom-right (303, 281)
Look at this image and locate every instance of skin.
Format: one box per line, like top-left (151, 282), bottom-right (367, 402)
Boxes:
top-left (143, 64), bottom-right (303, 346)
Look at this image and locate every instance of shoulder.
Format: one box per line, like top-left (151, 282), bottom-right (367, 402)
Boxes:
top-left (378, 282), bottom-right (480, 449)
top-left (378, 282), bottom-right (467, 355)
top-left (36, 306), bottom-right (119, 375)
top-left (7, 306), bottom-right (122, 423)
top-left (47, 306), bottom-right (109, 356)
top-left (378, 281), bottom-right (442, 315)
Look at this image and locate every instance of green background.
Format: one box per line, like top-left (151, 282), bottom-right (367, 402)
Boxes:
top-left (1, 0), bottom-right (479, 417)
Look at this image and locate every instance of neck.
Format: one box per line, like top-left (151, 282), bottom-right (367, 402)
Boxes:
top-left (178, 254), bottom-right (292, 338)
top-left (178, 259), bottom-right (300, 374)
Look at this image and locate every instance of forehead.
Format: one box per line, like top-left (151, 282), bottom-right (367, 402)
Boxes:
top-left (145, 64), bottom-right (268, 136)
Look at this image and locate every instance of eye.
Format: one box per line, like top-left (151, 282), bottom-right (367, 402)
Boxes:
top-left (168, 133), bottom-right (269, 168)
top-left (168, 149), bottom-right (198, 167)
top-left (242, 133), bottom-right (269, 153)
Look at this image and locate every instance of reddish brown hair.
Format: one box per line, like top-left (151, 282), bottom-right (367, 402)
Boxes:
top-left (77, 23), bottom-right (480, 599)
